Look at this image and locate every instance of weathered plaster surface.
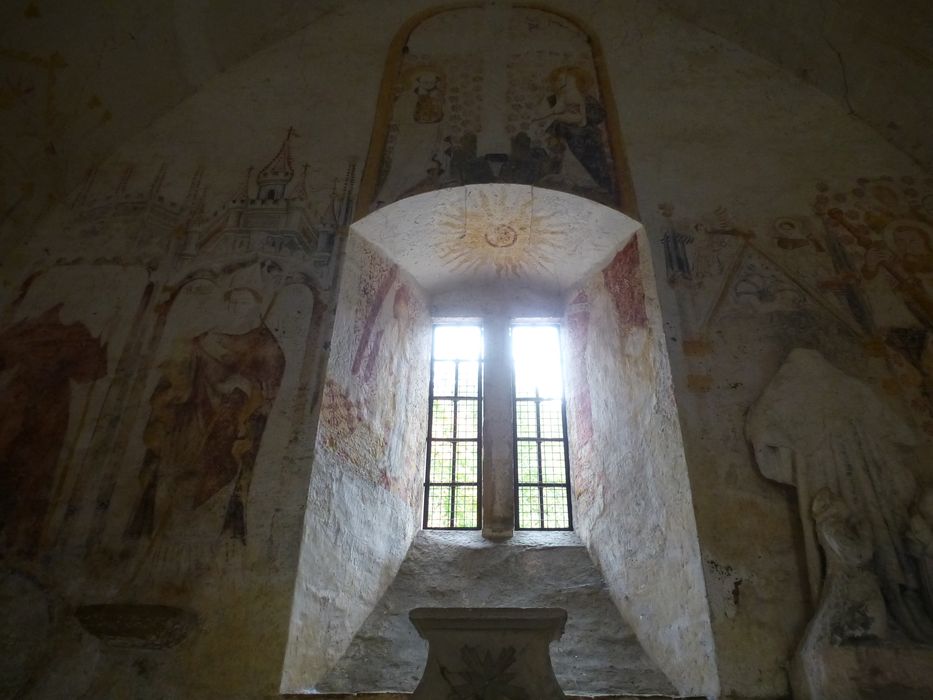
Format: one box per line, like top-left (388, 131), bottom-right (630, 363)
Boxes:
top-left (315, 530), bottom-right (675, 696)
top-left (0, 0), bottom-right (930, 697)
top-left (605, 5), bottom-right (933, 696)
top-left (564, 233), bottom-right (717, 697)
top-left (283, 236), bottom-right (431, 690)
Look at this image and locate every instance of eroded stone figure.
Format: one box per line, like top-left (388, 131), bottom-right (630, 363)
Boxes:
top-left (908, 487), bottom-right (933, 615)
top-left (808, 488), bottom-right (887, 645)
top-left (747, 348), bottom-right (933, 641)
top-left (791, 489), bottom-right (891, 700)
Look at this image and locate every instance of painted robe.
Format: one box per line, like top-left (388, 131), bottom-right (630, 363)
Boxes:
top-left (0, 305), bottom-right (107, 555)
top-left (126, 323), bottom-right (284, 551)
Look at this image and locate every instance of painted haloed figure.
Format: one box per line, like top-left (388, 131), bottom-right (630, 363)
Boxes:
top-left (412, 70), bottom-right (444, 124)
top-left (0, 305), bottom-right (107, 556)
top-left (126, 287), bottom-right (284, 561)
top-left (535, 66), bottom-right (612, 194)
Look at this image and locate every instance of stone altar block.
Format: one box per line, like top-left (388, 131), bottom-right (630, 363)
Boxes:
top-left (409, 607), bottom-right (568, 699)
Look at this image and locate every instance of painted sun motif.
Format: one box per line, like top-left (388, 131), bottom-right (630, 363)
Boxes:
top-left (435, 189), bottom-right (563, 278)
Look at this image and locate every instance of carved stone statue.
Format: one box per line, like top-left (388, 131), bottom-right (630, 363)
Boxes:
top-left (908, 487), bottom-right (933, 615)
top-left (791, 489), bottom-right (889, 700)
top-left (746, 348), bottom-right (933, 641)
top-left (808, 488), bottom-right (887, 644)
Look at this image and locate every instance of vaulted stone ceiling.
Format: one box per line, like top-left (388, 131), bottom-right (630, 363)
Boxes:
top-left (1, 0), bottom-right (930, 248)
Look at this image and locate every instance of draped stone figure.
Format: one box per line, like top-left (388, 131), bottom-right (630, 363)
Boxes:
top-left (908, 488), bottom-right (933, 615)
top-left (746, 348), bottom-right (933, 642)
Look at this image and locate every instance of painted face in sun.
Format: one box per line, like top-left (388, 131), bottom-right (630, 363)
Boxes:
top-left (435, 189), bottom-right (561, 278)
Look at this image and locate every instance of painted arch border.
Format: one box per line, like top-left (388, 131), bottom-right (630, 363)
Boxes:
top-left (355, 2), bottom-right (641, 220)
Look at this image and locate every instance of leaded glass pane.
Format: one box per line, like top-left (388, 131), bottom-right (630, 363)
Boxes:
top-left (455, 442), bottom-right (478, 483)
top-left (425, 324), bottom-right (482, 530)
top-left (515, 400), bottom-right (537, 438)
top-left (540, 441), bottom-right (566, 483)
top-left (518, 486), bottom-right (542, 529)
top-left (542, 487), bottom-right (570, 529)
top-left (453, 486), bottom-right (478, 528)
top-left (516, 441), bottom-right (538, 484)
top-left (426, 486), bottom-right (452, 528)
top-left (457, 361), bottom-right (479, 397)
top-left (456, 399), bottom-right (478, 439)
top-left (430, 441), bottom-right (454, 483)
top-left (433, 360), bottom-right (456, 396)
top-left (431, 399), bottom-right (455, 438)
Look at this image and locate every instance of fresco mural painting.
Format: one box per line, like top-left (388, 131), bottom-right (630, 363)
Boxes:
top-left (360, 5), bottom-right (633, 214)
top-left (124, 285), bottom-right (286, 551)
top-left (0, 305), bottom-right (107, 556)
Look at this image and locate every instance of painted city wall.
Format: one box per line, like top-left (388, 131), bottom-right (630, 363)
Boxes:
top-left (0, 140), bottom-right (343, 699)
top-left (564, 233), bottom-right (717, 697)
top-left (0, 11), bottom-right (371, 694)
top-left (283, 235), bottom-right (431, 690)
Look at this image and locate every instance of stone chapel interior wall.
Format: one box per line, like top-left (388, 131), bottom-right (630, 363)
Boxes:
top-left (0, 1), bottom-right (931, 698)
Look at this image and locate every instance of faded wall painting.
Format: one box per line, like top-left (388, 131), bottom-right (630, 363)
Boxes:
top-left (0, 129), bottom-right (349, 596)
top-left (360, 5), bottom-right (630, 213)
top-left (122, 269), bottom-right (287, 576)
top-left (657, 177), bottom-right (933, 695)
top-left (111, 272), bottom-right (318, 592)
top-left (0, 306), bottom-right (106, 555)
top-left (564, 289), bottom-right (594, 466)
top-left (564, 238), bottom-right (653, 514)
top-left (663, 175), bottom-right (933, 431)
top-left (603, 238), bottom-right (648, 329)
top-left (814, 176), bottom-right (933, 423)
top-left (0, 264), bottom-right (149, 558)
top-left (318, 237), bottom-right (430, 506)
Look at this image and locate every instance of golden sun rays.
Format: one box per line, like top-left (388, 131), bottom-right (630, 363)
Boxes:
top-left (435, 189), bottom-right (563, 278)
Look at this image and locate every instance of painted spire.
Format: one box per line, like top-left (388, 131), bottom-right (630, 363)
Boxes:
top-left (257, 127), bottom-right (296, 201)
top-left (291, 162), bottom-right (310, 200)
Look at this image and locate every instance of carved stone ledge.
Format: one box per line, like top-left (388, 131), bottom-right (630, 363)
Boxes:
top-left (409, 607), bottom-right (568, 699)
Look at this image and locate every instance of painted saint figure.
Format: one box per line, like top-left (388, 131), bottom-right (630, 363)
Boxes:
top-left (376, 66), bottom-right (448, 205)
top-left (412, 70), bottom-right (444, 124)
top-left (0, 305), bottom-right (107, 555)
top-left (534, 66), bottom-right (613, 196)
top-left (126, 287), bottom-right (285, 562)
